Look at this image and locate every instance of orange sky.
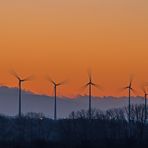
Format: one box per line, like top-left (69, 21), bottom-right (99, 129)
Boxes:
top-left (0, 0), bottom-right (148, 97)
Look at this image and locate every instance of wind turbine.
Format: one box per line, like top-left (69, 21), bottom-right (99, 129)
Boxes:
top-left (123, 77), bottom-right (135, 124)
top-left (142, 87), bottom-right (148, 122)
top-left (11, 71), bottom-right (32, 118)
top-left (48, 78), bottom-right (66, 120)
top-left (82, 72), bottom-right (100, 120)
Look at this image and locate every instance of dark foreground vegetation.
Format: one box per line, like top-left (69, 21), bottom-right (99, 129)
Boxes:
top-left (0, 104), bottom-right (148, 148)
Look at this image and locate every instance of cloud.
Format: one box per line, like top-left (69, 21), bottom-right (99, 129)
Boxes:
top-left (0, 86), bottom-right (144, 118)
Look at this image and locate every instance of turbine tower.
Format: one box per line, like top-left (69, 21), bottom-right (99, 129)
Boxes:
top-left (83, 72), bottom-right (100, 120)
top-left (48, 78), bottom-right (65, 120)
top-left (142, 87), bottom-right (148, 122)
top-left (123, 77), bottom-right (135, 124)
top-left (11, 71), bottom-right (32, 118)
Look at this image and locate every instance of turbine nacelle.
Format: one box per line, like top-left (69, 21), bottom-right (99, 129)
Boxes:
top-left (47, 77), bottom-right (67, 87)
top-left (86, 82), bottom-right (99, 88)
top-left (124, 86), bottom-right (133, 91)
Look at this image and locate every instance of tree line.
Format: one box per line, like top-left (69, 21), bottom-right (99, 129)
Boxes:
top-left (0, 104), bottom-right (147, 147)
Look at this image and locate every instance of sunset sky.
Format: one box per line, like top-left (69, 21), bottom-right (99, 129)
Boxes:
top-left (0, 0), bottom-right (148, 97)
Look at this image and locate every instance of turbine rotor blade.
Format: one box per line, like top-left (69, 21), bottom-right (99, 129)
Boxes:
top-left (46, 76), bottom-right (55, 85)
top-left (57, 80), bottom-right (67, 86)
top-left (23, 75), bottom-right (34, 82)
top-left (88, 70), bottom-right (92, 82)
top-left (129, 75), bottom-right (134, 87)
top-left (82, 83), bottom-right (89, 88)
top-left (91, 83), bottom-right (102, 90)
top-left (141, 83), bottom-right (148, 96)
top-left (123, 86), bottom-right (129, 90)
top-left (79, 83), bottom-right (89, 91)
top-left (130, 88), bottom-right (138, 96)
top-left (79, 83), bottom-right (89, 94)
top-left (10, 70), bottom-right (21, 80)
top-left (141, 86), bottom-right (146, 94)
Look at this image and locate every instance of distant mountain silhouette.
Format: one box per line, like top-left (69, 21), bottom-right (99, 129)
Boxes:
top-left (0, 86), bottom-right (144, 118)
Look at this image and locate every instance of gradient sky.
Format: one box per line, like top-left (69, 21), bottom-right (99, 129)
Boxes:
top-left (0, 0), bottom-right (148, 97)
